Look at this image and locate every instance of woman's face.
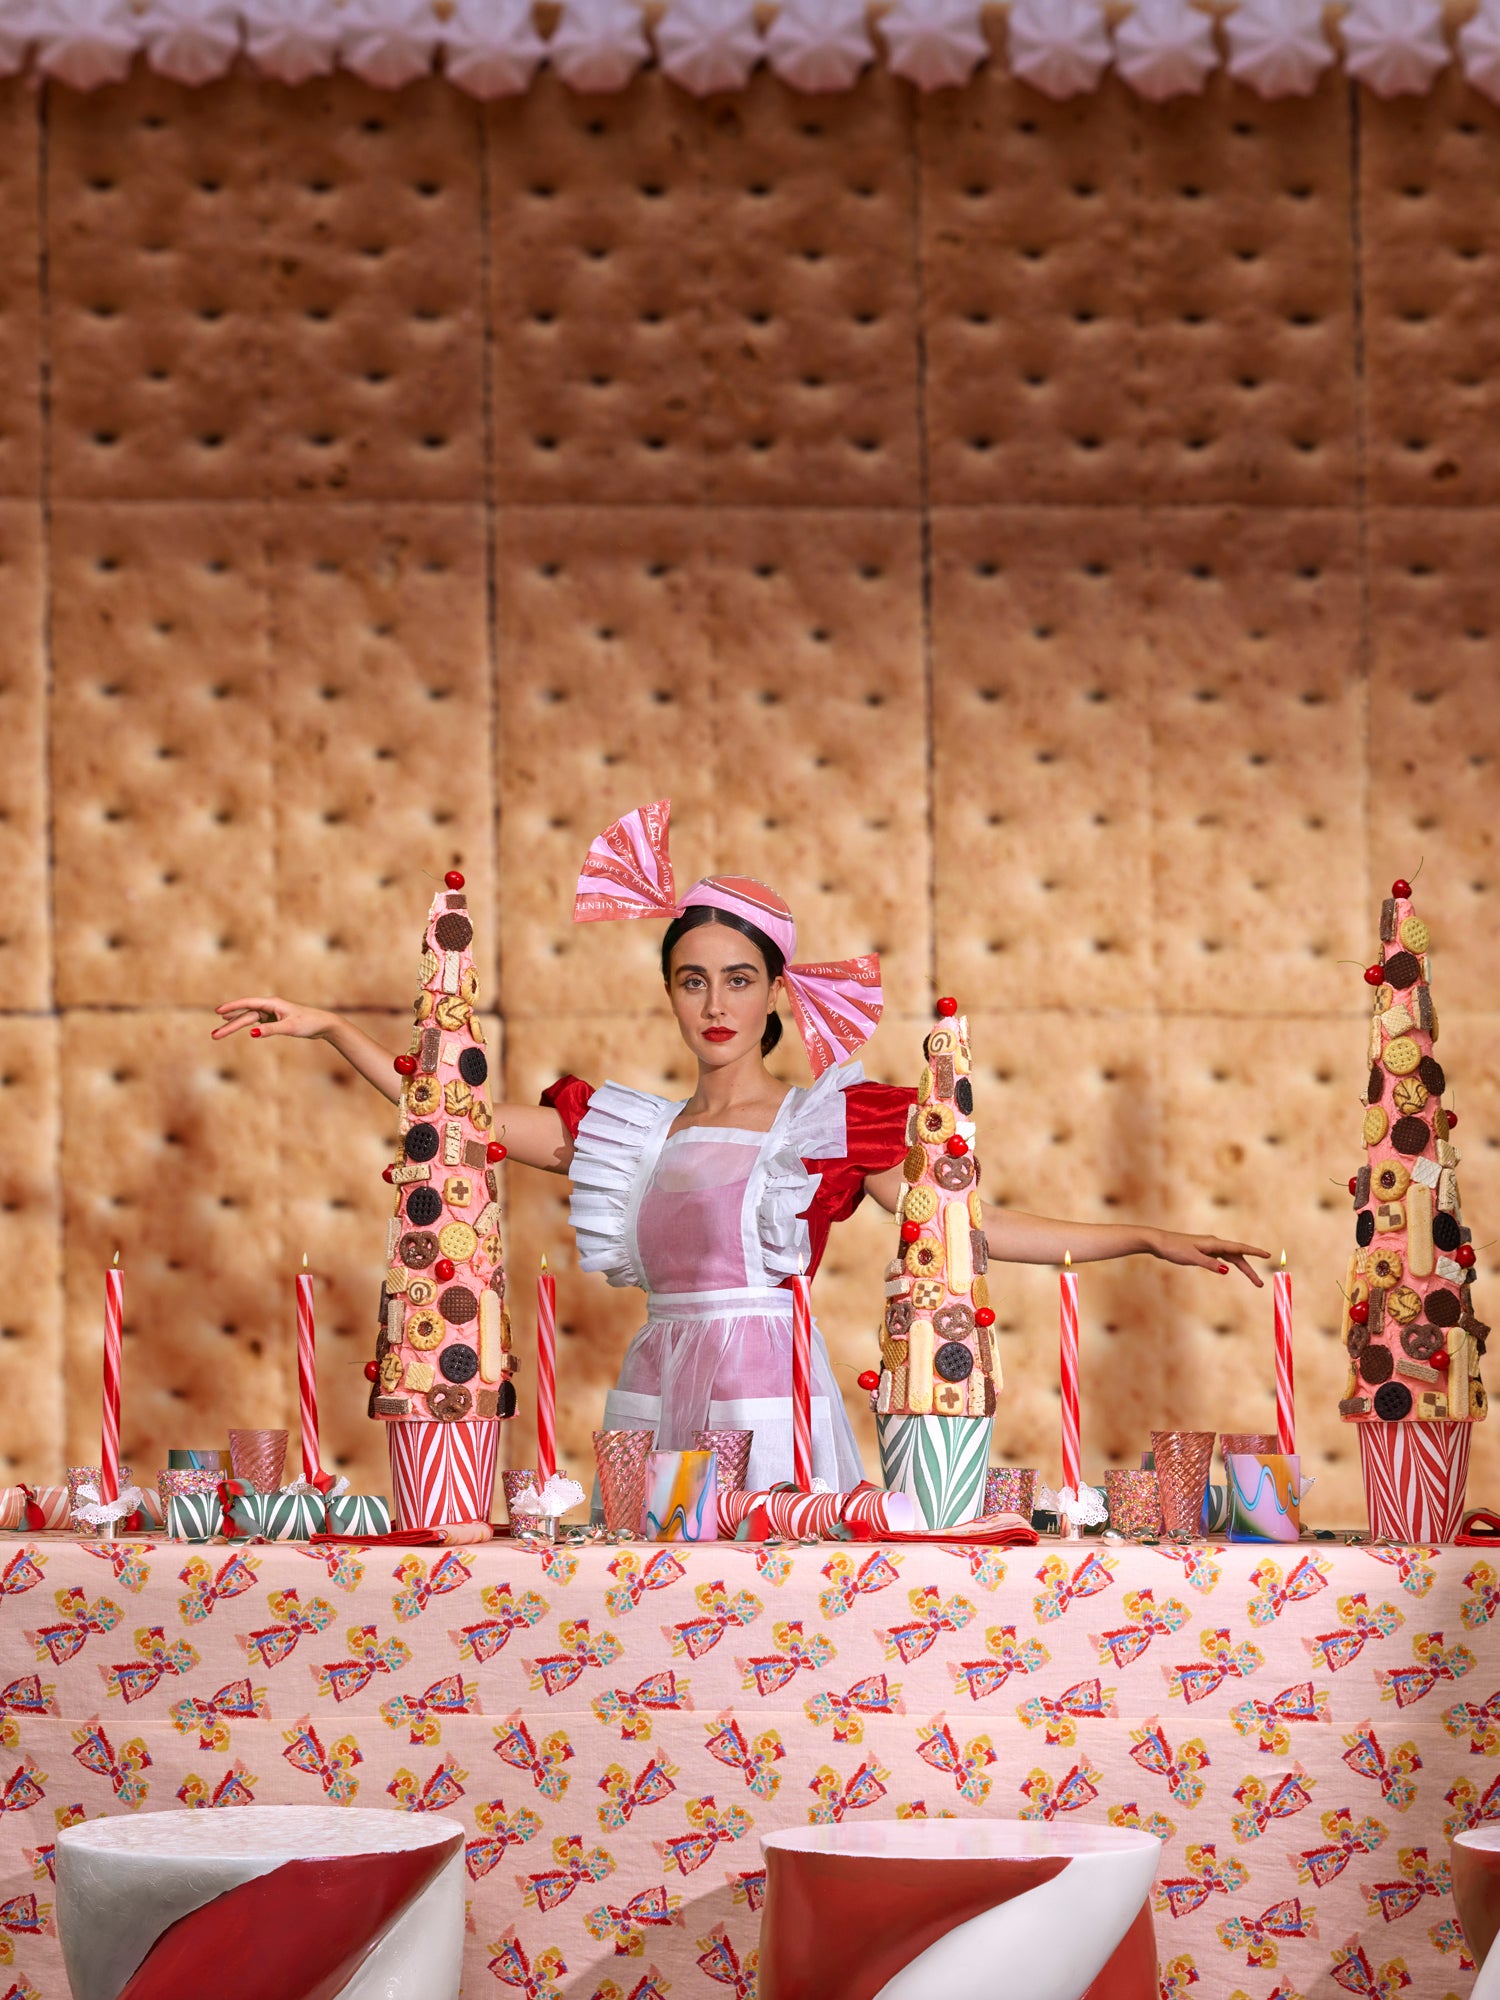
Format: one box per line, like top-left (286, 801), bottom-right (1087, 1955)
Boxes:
top-left (666, 923), bottom-right (783, 1065)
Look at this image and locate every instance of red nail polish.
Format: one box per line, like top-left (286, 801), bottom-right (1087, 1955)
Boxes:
top-left (1218, 1262), bottom-right (1229, 1274)
top-left (250, 1026), bottom-right (261, 1037)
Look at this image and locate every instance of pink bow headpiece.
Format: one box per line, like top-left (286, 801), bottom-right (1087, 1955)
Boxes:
top-left (574, 800), bottom-right (881, 1077)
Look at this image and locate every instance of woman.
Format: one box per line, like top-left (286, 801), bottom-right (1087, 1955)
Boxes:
top-left (214, 802), bottom-right (1267, 1490)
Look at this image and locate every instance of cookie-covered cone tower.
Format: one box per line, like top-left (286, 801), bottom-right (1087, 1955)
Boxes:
top-left (371, 874), bottom-right (516, 1527)
top-left (1341, 878), bottom-right (1487, 1541)
top-left (874, 1000), bottom-right (996, 1528)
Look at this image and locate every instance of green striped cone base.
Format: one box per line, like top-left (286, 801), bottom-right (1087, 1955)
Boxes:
top-left (877, 1412), bottom-right (993, 1529)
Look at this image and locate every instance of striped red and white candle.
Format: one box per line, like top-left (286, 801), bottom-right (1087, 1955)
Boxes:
top-left (536, 1256), bottom-right (556, 1483)
top-left (297, 1255), bottom-right (320, 1485)
top-left (791, 1272), bottom-right (813, 1490)
top-left (101, 1253), bottom-right (122, 1506)
top-left (1059, 1253), bottom-right (1081, 1494)
top-left (1274, 1251), bottom-right (1295, 1456)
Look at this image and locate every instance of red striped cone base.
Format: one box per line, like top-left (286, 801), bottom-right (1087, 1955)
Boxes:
top-left (1357, 1417), bottom-right (1472, 1543)
top-left (388, 1419), bottom-right (499, 1529)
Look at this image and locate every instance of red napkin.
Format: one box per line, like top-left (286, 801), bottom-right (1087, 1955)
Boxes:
top-left (1455, 1509), bottom-right (1500, 1546)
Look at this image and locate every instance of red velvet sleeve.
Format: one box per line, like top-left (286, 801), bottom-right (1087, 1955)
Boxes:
top-left (800, 1080), bottom-right (917, 1279)
top-left (539, 1074), bottom-right (596, 1141)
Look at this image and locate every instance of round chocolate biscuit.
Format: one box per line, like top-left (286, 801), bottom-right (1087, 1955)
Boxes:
top-left (1383, 950), bottom-right (1421, 990)
top-left (1368, 1064), bottom-right (1384, 1105)
top-left (886, 1299), bottom-right (913, 1339)
top-left (1433, 1210), bottom-right (1462, 1253)
top-left (404, 1122), bottom-right (439, 1163)
top-left (406, 1185), bottom-right (442, 1228)
top-left (1356, 1210), bottom-right (1375, 1248)
top-left (458, 1046), bottom-right (488, 1087)
top-left (426, 1383), bottom-right (471, 1421)
top-left (400, 1230), bottom-right (439, 1269)
top-left (438, 1341), bottom-right (479, 1383)
top-left (934, 1154), bottom-right (974, 1191)
top-left (1426, 1287), bottom-right (1462, 1326)
top-left (1374, 1381), bottom-right (1414, 1422)
top-left (934, 1341), bottom-right (975, 1382)
top-left (1418, 1055), bottom-right (1445, 1097)
top-left (1401, 1322), bottom-right (1445, 1361)
top-left (1391, 1116), bottom-right (1429, 1156)
top-left (1359, 1341), bottom-right (1394, 1385)
top-left (439, 1284), bottom-right (479, 1325)
top-left (955, 1078), bottom-right (973, 1117)
top-left (434, 912), bottom-right (473, 952)
top-left (499, 1378), bottom-right (518, 1419)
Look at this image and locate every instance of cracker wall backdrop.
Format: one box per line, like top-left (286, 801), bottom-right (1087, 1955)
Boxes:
top-left (0, 58), bottom-right (1496, 1527)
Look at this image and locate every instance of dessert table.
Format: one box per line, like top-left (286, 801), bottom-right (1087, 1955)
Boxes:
top-left (0, 1530), bottom-right (1490, 1999)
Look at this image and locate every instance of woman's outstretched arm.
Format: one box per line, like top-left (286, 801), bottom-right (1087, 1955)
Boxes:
top-left (212, 997), bottom-right (574, 1172)
top-left (860, 1166), bottom-right (1269, 1287)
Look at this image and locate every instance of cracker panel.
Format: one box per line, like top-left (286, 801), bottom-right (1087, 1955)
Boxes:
top-left (920, 63), bottom-right (1146, 506)
top-left (1367, 508), bottom-right (1500, 1013)
top-left (1131, 77), bottom-right (1357, 506)
top-left (493, 506), bottom-right (719, 1018)
top-left (0, 1019), bottom-right (62, 1484)
top-left (1360, 74), bottom-right (1500, 506)
top-left (49, 503), bottom-right (276, 1007)
top-left (706, 509), bottom-right (930, 1029)
top-left (46, 78), bottom-right (273, 503)
top-left (698, 71), bottom-right (921, 506)
top-left (0, 504), bottom-right (49, 1011)
top-left (1146, 507), bottom-right (1366, 1014)
top-left (0, 82), bottom-right (40, 497)
top-left (1154, 1014), bottom-right (1362, 1525)
top-left (486, 76), bottom-right (713, 505)
top-left (60, 1011), bottom-right (281, 1476)
top-left (267, 504), bottom-right (493, 1008)
top-left (260, 77), bottom-right (486, 503)
top-left (930, 507), bottom-right (1155, 1012)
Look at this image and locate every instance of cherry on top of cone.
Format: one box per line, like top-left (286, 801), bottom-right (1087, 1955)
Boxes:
top-left (444, 870), bottom-right (466, 890)
top-left (935, 995), bottom-right (958, 1017)
top-left (1391, 878), bottom-right (1412, 898)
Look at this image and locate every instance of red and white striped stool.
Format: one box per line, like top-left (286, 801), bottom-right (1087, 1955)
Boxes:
top-left (56, 1805), bottom-right (465, 2000)
top-left (1452, 1826), bottom-right (1500, 1998)
top-left (758, 1819), bottom-right (1160, 2000)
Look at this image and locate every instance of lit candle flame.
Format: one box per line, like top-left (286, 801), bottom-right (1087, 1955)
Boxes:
top-left (301, 1251), bottom-right (309, 1271)
top-left (1064, 1250), bottom-right (1072, 1269)
top-left (540, 1252), bottom-right (549, 1275)
top-left (1279, 1249), bottom-right (1287, 1270)
top-left (111, 1249), bottom-right (120, 1269)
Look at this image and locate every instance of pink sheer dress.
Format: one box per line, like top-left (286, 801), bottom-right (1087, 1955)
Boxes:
top-left (564, 1063), bottom-right (873, 1491)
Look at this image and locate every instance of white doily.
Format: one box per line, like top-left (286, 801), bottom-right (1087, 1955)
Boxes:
top-left (1341, 0), bottom-right (1448, 95)
top-left (71, 1481), bottom-right (150, 1530)
top-left (510, 1474), bottom-right (586, 1522)
top-left (337, 0), bottom-right (439, 88)
top-left (881, 0), bottom-right (987, 90)
top-left (549, 0), bottom-right (648, 91)
top-left (654, 0), bottom-right (761, 94)
top-left (1113, 0), bottom-right (1217, 99)
top-left (442, 0), bottom-right (547, 97)
top-left (766, 0), bottom-right (872, 92)
top-left (1006, 0), bottom-right (1110, 99)
top-left (1038, 1481), bottom-right (1109, 1537)
top-left (1224, 0), bottom-right (1333, 96)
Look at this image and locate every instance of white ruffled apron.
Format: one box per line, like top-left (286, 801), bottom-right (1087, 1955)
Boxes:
top-left (568, 1063), bottom-right (867, 1495)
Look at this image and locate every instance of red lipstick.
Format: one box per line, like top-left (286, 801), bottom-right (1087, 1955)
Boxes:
top-left (702, 1028), bottom-right (735, 1043)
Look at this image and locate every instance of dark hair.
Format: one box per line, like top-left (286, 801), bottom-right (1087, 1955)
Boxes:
top-left (662, 904), bottom-right (786, 1056)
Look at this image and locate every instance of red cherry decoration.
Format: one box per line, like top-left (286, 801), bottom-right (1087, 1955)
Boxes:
top-left (1457, 1244), bottom-right (1477, 1268)
top-left (1391, 879), bottom-right (1411, 898)
top-left (936, 996), bottom-right (958, 1017)
top-left (445, 870), bottom-right (465, 889)
top-left (945, 1134), bottom-right (969, 1157)
top-left (381, 1165), bottom-right (394, 1184)
top-left (900, 1219), bottom-right (921, 1244)
top-left (394, 1053), bottom-right (418, 1076)
top-left (1349, 1300), bottom-right (1370, 1325)
top-left (434, 1257), bottom-right (456, 1283)
top-left (1446, 1110), bottom-right (1459, 1128)
top-left (1348, 1176), bottom-right (1359, 1195)
top-left (975, 1307), bottom-right (996, 1328)
top-left (487, 1142), bottom-right (507, 1163)
top-left (857, 1370), bottom-right (880, 1392)
top-left (363, 1360), bottom-right (379, 1381)
top-left (1431, 1347), bottom-right (1450, 1370)
top-left (1363, 965), bottom-right (1384, 987)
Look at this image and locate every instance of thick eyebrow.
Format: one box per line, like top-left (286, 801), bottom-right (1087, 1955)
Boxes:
top-left (672, 961), bottom-right (762, 978)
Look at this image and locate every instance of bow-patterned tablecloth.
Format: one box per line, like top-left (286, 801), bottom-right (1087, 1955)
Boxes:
top-left (0, 1534), bottom-right (1491, 2000)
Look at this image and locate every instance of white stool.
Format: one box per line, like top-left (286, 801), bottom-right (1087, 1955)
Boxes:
top-left (758, 1819), bottom-right (1160, 2000)
top-left (56, 1805), bottom-right (465, 2000)
top-left (1452, 1825), bottom-right (1500, 1999)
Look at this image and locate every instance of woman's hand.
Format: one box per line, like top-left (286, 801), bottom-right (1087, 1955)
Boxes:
top-left (1143, 1227), bottom-right (1271, 1287)
top-left (212, 997), bottom-right (335, 1042)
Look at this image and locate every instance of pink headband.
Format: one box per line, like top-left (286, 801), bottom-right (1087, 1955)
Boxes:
top-left (574, 800), bottom-right (882, 1077)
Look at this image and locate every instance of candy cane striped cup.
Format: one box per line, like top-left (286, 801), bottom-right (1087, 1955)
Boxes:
top-left (388, 1420), bottom-right (499, 1529)
top-left (1357, 1417), bottom-right (1472, 1543)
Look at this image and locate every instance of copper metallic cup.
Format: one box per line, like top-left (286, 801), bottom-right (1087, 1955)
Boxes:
top-left (984, 1467), bottom-right (1038, 1519)
top-left (1105, 1468), bottom-right (1162, 1538)
top-left (1151, 1431), bottom-right (1216, 1540)
top-left (228, 1429), bottom-right (287, 1495)
top-left (694, 1429), bottom-right (753, 1494)
top-left (593, 1430), bottom-right (654, 1535)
